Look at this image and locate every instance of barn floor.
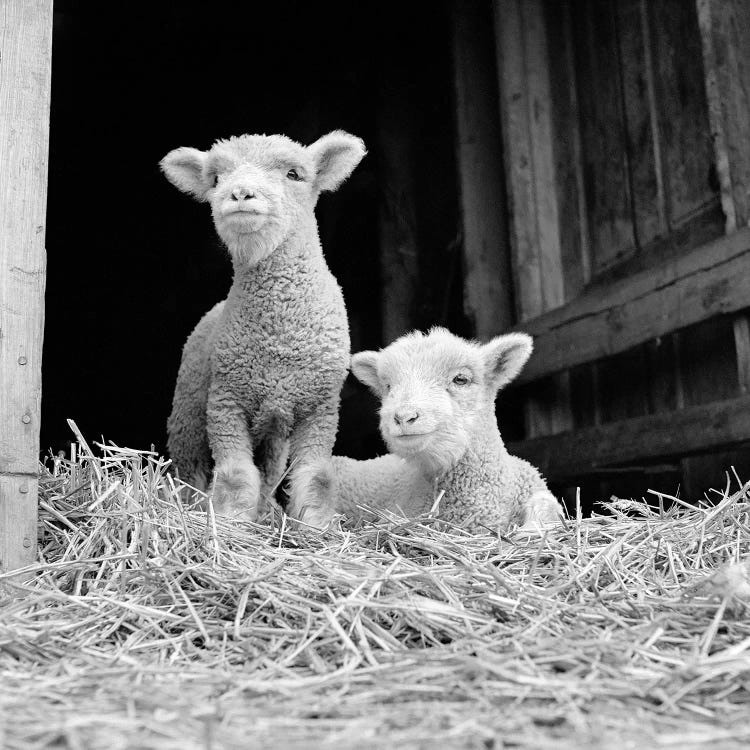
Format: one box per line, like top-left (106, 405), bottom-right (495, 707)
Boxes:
top-left (1, 437), bottom-right (749, 749)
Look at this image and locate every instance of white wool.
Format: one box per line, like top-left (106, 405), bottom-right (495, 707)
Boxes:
top-left (163, 131), bottom-right (366, 521)
top-left (297, 328), bottom-right (563, 532)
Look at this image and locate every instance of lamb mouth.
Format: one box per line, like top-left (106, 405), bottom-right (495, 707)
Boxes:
top-left (223, 209), bottom-right (267, 218)
top-left (391, 432), bottom-right (434, 444)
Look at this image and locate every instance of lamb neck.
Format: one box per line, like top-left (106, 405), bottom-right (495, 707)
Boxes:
top-left (226, 226), bottom-right (326, 305)
top-left (434, 411), bottom-right (508, 484)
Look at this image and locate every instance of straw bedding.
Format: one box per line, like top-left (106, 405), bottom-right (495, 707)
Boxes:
top-left (1, 432), bottom-right (749, 749)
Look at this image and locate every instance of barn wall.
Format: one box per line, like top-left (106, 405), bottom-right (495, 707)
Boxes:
top-left (481, 0), bottom-right (750, 507)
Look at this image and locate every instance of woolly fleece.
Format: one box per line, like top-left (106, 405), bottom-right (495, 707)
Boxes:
top-left (300, 328), bottom-right (563, 532)
top-left (162, 131), bottom-right (366, 519)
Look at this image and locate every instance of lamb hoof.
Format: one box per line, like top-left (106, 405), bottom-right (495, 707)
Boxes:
top-left (211, 461), bottom-right (262, 521)
top-left (286, 460), bottom-right (336, 529)
top-left (519, 490), bottom-right (564, 534)
top-left (295, 503), bottom-right (337, 530)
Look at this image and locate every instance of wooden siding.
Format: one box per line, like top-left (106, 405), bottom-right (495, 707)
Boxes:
top-left (516, 226), bottom-right (750, 384)
top-left (511, 391), bottom-right (750, 482)
top-left (452, 0), bottom-right (514, 337)
top-left (492, 0), bottom-right (750, 490)
top-left (0, 0), bottom-right (53, 572)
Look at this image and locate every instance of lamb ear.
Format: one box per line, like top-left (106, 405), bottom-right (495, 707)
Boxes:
top-left (481, 333), bottom-right (533, 391)
top-left (307, 131), bottom-right (366, 193)
top-left (160, 147), bottom-right (210, 201)
top-left (350, 351), bottom-right (382, 395)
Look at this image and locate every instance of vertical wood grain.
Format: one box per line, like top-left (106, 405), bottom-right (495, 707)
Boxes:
top-left (561, 0), bottom-right (591, 288)
top-left (572, 0), bottom-right (636, 274)
top-left (733, 315), bottom-right (750, 395)
top-left (638, 0), bottom-right (668, 238)
top-left (494, 0), bottom-right (571, 439)
top-left (615, 0), bottom-right (662, 250)
top-left (493, 0), bottom-right (564, 322)
top-left (0, 0), bottom-right (53, 573)
top-left (697, 0), bottom-right (750, 232)
top-left (652, 0), bottom-right (717, 228)
top-left (452, 0), bottom-right (514, 338)
top-left (543, 0), bottom-right (590, 301)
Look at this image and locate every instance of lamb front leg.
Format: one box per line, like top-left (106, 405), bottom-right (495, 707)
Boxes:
top-left (206, 390), bottom-right (262, 521)
top-left (519, 490), bottom-right (564, 532)
top-left (286, 399), bottom-right (340, 528)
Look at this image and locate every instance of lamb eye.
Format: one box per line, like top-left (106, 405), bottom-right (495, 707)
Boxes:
top-left (212, 174), bottom-right (219, 187)
top-left (452, 374), bottom-right (470, 386)
top-left (286, 168), bottom-right (301, 181)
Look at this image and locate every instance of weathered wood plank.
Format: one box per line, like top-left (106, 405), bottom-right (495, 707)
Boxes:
top-left (452, 0), bottom-right (514, 337)
top-left (637, 0), bottom-right (668, 238)
top-left (617, 0), bottom-right (663, 249)
top-left (516, 225), bottom-right (750, 384)
top-left (571, 0), bottom-right (635, 274)
top-left (679, 315), bottom-right (738, 407)
top-left (696, 0), bottom-right (750, 231)
top-left (510, 393), bottom-right (750, 482)
top-left (678, 315), bottom-right (741, 498)
top-left (645, 335), bottom-right (679, 415)
top-left (652, 0), bottom-right (717, 227)
top-left (733, 316), bottom-right (750, 395)
top-left (493, 0), bottom-right (564, 321)
top-left (597, 345), bottom-right (649, 424)
top-left (545, 0), bottom-right (590, 297)
top-left (569, 362), bottom-right (599, 429)
top-left (0, 0), bottom-right (52, 573)
top-left (494, 0), bottom-right (570, 439)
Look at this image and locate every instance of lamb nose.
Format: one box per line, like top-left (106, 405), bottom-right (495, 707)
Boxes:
top-left (394, 409), bottom-right (419, 426)
top-left (231, 187), bottom-right (256, 201)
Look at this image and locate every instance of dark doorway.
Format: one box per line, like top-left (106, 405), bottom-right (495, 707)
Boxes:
top-left (44, 0), bottom-right (460, 458)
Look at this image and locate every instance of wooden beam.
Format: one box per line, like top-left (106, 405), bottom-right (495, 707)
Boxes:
top-left (696, 0), bottom-right (750, 231)
top-left (515, 225), bottom-right (750, 384)
top-left (493, 0), bottom-right (564, 321)
top-left (510, 393), bottom-right (750, 482)
top-left (452, 0), bottom-right (514, 337)
top-left (0, 0), bottom-right (53, 573)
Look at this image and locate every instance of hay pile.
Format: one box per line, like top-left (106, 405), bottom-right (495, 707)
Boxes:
top-left (1, 435), bottom-right (750, 749)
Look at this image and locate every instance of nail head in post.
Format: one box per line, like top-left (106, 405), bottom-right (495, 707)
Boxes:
top-left (19, 483), bottom-right (29, 494)
top-left (22, 414), bottom-right (31, 424)
top-left (18, 356), bottom-right (27, 365)
top-left (23, 538), bottom-right (32, 549)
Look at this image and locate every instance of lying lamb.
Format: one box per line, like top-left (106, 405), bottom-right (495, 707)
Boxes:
top-left (293, 328), bottom-right (563, 532)
top-left (161, 131), bottom-right (366, 520)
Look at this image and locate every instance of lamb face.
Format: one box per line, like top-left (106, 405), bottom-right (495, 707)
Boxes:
top-left (351, 328), bottom-right (534, 474)
top-left (161, 131), bottom-right (365, 266)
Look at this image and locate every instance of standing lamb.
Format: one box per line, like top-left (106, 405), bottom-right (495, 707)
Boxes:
top-left (293, 328), bottom-right (563, 532)
top-left (161, 131), bottom-right (366, 520)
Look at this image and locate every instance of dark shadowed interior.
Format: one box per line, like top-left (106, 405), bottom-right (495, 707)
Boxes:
top-left (44, 0), bottom-right (466, 462)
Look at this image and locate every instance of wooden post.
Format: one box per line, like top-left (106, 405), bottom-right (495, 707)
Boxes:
top-left (696, 0), bottom-right (750, 233)
top-left (493, 0), bottom-right (565, 322)
top-left (0, 0), bottom-right (53, 573)
top-left (491, 0), bottom-right (572, 438)
top-left (451, 0), bottom-right (514, 337)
